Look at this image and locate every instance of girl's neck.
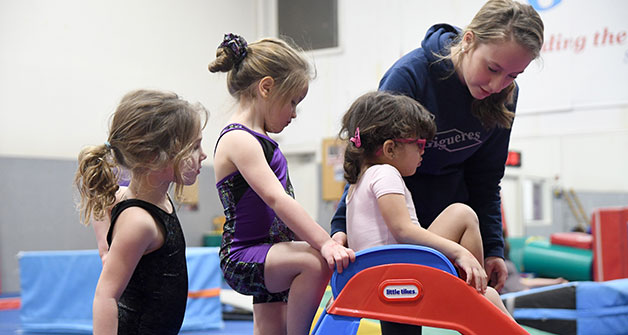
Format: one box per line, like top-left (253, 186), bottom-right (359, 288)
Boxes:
top-left (230, 100), bottom-right (267, 134)
top-left (356, 160), bottom-right (378, 182)
top-left (124, 175), bottom-right (172, 212)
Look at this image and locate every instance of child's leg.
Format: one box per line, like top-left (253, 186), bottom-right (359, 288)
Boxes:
top-left (427, 203), bottom-right (484, 265)
top-left (253, 302), bottom-right (287, 335)
top-left (264, 241), bottom-right (332, 335)
top-left (484, 287), bottom-right (514, 319)
top-left (429, 204), bottom-right (513, 319)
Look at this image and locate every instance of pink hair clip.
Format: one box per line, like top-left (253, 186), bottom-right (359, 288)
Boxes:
top-left (350, 127), bottom-right (361, 148)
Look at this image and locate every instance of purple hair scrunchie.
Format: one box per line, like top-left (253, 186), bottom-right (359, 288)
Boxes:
top-left (219, 33), bottom-right (248, 65)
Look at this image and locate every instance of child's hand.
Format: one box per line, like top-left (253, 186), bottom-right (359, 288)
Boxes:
top-left (454, 251), bottom-right (488, 293)
top-left (320, 239), bottom-right (355, 274)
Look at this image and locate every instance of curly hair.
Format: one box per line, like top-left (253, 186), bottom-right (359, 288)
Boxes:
top-left (74, 89), bottom-right (208, 225)
top-left (340, 91), bottom-right (436, 184)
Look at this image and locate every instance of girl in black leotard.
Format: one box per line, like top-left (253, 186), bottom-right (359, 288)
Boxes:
top-left (74, 89), bottom-right (208, 334)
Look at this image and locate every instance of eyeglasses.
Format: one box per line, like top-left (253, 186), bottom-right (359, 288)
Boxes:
top-left (392, 138), bottom-right (427, 151)
top-left (376, 138), bottom-right (427, 155)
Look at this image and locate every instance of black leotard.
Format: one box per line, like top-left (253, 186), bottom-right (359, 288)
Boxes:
top-left (107, 198), bottom-right (187, 334)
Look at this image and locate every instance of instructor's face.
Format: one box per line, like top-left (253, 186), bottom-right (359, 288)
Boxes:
top-left (458, 37), bottom-right (534, 100)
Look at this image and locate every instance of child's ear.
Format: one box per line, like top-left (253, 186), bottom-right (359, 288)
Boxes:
top-left (258, 76), bottom-right (275, 99)
top-left (382, 139), bottom-right (396, 159)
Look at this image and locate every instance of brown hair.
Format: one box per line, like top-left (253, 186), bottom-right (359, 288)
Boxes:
top-left (447, 0), bottom-right (544, 129)
top-left (341, 91), bottom-right (436, 184)
top-left (208, 35), bottom-right (312, 107)
top-left (74, 89), bottom-right (208, 225)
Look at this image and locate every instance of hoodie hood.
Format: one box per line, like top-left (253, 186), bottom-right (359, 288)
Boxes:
top-left (421, 24), bottom-right (462, 65)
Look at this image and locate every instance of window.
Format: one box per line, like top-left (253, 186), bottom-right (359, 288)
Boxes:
top-left (523, 178), bottom-right (549, 224)
top-left (277, 0), bottom-right (338, 50)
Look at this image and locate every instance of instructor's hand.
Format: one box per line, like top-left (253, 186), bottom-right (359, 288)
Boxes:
top-left (485, 256), bottom-right (507, 291)
top-left (331, 231), bottom-right (348, 247)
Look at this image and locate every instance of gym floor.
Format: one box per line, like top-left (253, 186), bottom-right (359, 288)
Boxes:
top-left (1, 292), bottom-right (555, 335)
top-left (0, 291), bottom-right (254, 335)
top-left (0, 302), bottom-right (254, 335)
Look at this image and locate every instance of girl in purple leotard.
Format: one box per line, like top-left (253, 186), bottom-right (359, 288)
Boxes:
top-left (209, 33), bottom-right (355, 335)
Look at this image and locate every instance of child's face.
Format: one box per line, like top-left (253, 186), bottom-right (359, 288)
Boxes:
top-left (265, 85), bottom-right (308, 134)
top-left (180, 132), bottom-right (207, 185)
top-left (392, 138), bottom-right (425, 177)
top-left (457, 38), bottom-right (534, 100)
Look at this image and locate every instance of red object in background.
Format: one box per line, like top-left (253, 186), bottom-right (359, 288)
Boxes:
top-left (551, 232), bottom-right (593, 249)
top-left (0, 298), bottom-right (20, 310)
top-left (505, 151), bottom-right (521, 167)
top-left (592, 207), bottom-right (628, 281)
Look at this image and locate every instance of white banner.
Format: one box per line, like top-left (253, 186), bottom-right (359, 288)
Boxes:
top-left (516, 0), bottom-right (628, 113)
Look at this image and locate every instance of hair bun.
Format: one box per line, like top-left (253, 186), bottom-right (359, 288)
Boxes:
top-left (219, 33), bottom-right (248, 64)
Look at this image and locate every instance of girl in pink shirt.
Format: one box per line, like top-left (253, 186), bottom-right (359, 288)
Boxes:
top-left (341, 91), bottom-right (511, 333)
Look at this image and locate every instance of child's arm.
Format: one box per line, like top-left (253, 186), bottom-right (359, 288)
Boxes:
top-left (92, 208), bottom-right (163, 335)
top-left (218, 131), bottom-right (355, 272)
top-left (92, 187), bottom-right (127, 264)
top-left (92, 217), bottom-right (110, 263)
top-left (378, 193), bottom-right (488, 292)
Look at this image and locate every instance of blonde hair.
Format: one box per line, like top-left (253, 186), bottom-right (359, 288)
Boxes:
top-left (208, 35), bottom-right (312, 107)
top-left (341, 91), bottom-right (436, 184)
top-left (447, 0), bottom-right (544, 129)
top-left (74, 89), bottom-right (208, 225)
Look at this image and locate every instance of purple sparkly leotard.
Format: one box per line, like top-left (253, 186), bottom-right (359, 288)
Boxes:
top-left (215, 123), bottom-right (296, 303)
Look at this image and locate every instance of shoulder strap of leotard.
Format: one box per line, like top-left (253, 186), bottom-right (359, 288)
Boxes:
top-left (214, 123), bottom-right (275, 165)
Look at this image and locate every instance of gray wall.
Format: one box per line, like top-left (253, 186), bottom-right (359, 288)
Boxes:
top-left (0, 156), bottom-right (224, 293)
top-left (0, 156), bottom-right (339, 293)
top-left (1, 157), bottom-right (90, 293)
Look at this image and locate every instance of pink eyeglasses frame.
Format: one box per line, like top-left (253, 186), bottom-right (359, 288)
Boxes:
top-left (376, 138), bottom-right (427, 155)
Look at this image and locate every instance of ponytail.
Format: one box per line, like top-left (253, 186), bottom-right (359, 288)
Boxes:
top-left (342, 140), bottom-right (365, 184)
top-left (74, 144), bottom-right (119, 225)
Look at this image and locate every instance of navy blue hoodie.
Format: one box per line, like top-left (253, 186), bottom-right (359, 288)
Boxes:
top-left (332, 24), bottom-right (516, 259)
